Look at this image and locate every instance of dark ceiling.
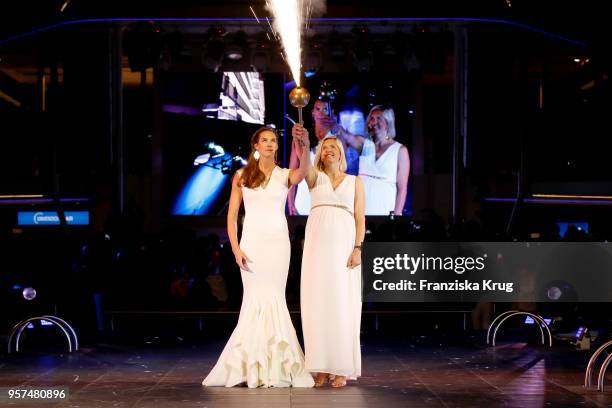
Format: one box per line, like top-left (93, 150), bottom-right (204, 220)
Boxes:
top-left (0, 0), bottom-right (607, 47)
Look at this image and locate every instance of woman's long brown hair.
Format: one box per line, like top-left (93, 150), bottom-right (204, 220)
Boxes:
top-left (239, 127), bottom-right (279, 189)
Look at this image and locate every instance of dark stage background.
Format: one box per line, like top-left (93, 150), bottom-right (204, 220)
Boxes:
top-left (0, 10), bottom-right (611, 345)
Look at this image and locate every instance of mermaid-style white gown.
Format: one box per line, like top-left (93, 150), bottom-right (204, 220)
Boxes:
top-left (202, 167), bottom-right (314, 388)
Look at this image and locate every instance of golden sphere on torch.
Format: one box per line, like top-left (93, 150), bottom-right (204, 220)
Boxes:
top-left (289, 86), bottom-right (310, 108)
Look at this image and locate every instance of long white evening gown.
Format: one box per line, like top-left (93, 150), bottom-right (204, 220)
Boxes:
top-left (300, 171), bottom-right (362, 379)
top-left (203, 166), bottom-right (314, 388)
top-left (358, 138), bottom-right (401, 215)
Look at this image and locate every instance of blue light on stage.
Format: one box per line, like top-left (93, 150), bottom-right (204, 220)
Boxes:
top-left (172, 159), bottom-right (229, 215)
top-left (17, 211), bottom-right (89, 226)
top-left (339, 108), bottom-right (366, 137)
top-left (557, 222), bottom-right (589, 238)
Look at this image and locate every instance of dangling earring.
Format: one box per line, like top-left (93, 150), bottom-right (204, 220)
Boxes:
top-left (253, 150), bottom-right (260, 161)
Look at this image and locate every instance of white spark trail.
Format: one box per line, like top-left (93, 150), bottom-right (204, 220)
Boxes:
top-left (249, 6), bottom-right (260, 24)
top-left (266, 0), bottom-right (304, 86)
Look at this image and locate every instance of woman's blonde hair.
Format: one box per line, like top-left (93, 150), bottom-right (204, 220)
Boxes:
top-left (313, 136), bottom-right (347, 173)
top-left (366, 105), bottom-right (396, 139)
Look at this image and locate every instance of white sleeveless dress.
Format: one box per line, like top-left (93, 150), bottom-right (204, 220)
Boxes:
top-left (203, 167), bottom-right (314, 388)
top-left (300, 171), bottom-right (362, 378)
top-left (358, 138), bottom-right (401, 215)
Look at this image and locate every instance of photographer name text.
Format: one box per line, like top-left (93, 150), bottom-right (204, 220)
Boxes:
top-left (372, 279), bottom-right (514, 293)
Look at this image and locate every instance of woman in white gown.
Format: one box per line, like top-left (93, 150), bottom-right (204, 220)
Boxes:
top-left (203, 126), bottom-right (314, 388)
top-left (336, 105), bottom-right (410, 216)
top-left (298, 132), bottom-right (366, 388)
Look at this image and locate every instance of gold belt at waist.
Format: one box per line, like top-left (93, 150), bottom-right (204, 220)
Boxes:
top-left (359, 173), bottom-right (394, 182)
top-left (310, 203), bottom-right (354, 217)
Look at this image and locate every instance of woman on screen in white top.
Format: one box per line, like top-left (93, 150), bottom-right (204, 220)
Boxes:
top-left (336, 105), bottom-right (410, 216)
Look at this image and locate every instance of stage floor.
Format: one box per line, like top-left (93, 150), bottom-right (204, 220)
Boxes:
top-left (1, 335), bottom-right (611, 408)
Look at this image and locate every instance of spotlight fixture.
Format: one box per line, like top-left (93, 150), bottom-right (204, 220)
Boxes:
top-left (226, 30), bottom-right (248, 61)
top-left (226, 50), bottom-right (242, 61)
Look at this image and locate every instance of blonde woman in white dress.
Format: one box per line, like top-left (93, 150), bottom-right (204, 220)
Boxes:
top-left (296, 127), bottom-right (366, 388)
top-left (336, 105), bottom-right (410, 216)
top-left (202, 126), bottom-right (314, 388)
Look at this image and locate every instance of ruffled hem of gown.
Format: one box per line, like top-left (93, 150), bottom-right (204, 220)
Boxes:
top-left (202, 294), bottom-right (314, 388)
